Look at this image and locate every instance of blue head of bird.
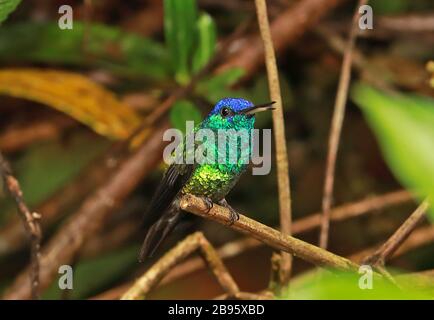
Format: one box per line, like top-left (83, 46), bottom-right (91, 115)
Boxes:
top-left (201, 98), bottom-right (275, 131)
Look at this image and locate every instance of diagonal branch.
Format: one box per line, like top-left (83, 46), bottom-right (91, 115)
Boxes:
top-left (0, 151), bottom-right (41, 299)
top-left (121, 232), bottom-right (239, 300)
top-left (319, 0), bottom-right (368, 249)
top-left (180, 194), bottom-right (359, 272)
top-left (362, 200), bottom-right (430, 267)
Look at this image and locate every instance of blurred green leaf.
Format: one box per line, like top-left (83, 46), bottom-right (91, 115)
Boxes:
top-left (0, 133), bottom-right (109, 224)
top-left (284, 270), bottom-right (431, 299)
top-left (0, 0), bottom-right (21, 24)
top-left (192, 13), bottom-right (217, 73)
top-left (164, 0), bottom-right (198, 84)
top-left (196, 68), bottom-right (245, 103)
top-left (43, 245), bottom-right (139, 299)
top-left (370, 0), bottom-right (409, 14)
top-left (170, 100), bottom-right (203, 133)
top-left (351, 83), bottom-right (434, 218)
top-left (0, 22), bottom-right (170, 80)
top-left (250, 73), bottom-right (294, 109)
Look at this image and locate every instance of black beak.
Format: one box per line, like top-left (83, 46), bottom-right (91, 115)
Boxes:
top-left (240, 101), bottom-right (276, 115)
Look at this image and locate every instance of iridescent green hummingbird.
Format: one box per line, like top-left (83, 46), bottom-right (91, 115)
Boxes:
top-left (139, 98), bottom-right (275, 261)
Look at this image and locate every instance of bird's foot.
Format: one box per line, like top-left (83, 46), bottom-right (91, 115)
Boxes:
top-left (218, 198), bottom-right (240, 226)
top-left (200, 196), bottom-right (214, 213)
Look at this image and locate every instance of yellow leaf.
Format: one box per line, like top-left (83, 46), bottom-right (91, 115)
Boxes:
top-left (427, 61), bottom-right (434, 89)
top-left (0, 68), bottom-right (143, 139)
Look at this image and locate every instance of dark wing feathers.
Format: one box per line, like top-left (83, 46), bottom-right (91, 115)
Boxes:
top-left (142, 163), bottom-right (194, 228)
top-left (139, 201), bottom-right (181, 260)
top-left (139, 163), bottom-right (194, 261)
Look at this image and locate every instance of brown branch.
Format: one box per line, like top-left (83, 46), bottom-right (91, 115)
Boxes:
top-left (254, 0), bottom-right (292, 288)
top-left (2, 123), bottom-right (168, 300)
top-left (0, 151), bottom-right (41, 299)
top-left (218, 0), bottom-right (344, 78)
top-left (92, 190), bottom-right (412, 299)
top-left (362, 200), bottom-right (430, 267)
top-left (0, 115), bottom-right (76, 153)
top-left (180, 194), bottom-right (359, 272)
top-left (351, 225), bottom-right (434, 263)
top-left (294, 190), bottom-right (412, 233)
top-left (319, 0), bottom-right (368, 250)
top-left (121, 232), bottom-right (239, 300)
top-left (376, 14), bottom-right (434, 34)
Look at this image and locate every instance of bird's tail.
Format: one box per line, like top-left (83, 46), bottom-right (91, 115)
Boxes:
top-left (138, 201), bottom-right (181, 262)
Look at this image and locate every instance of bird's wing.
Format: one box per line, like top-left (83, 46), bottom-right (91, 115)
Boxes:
top-left (142, 162), bottom-right (194, 228)
top-left (139, 199), bottom-right (182, 260)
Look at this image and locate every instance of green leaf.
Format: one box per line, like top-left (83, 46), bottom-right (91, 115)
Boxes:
top-left (0, 0), bottom-right (21, 24)
top-left (196, 68), bottom-right (245, 103)
top-left (164, 0), bottom-right (198, 84)
top-left (0, 133), bottom-right (109, 224)
top-left (192, 13), bottom-right (217, 73)
top-left (283, 270), bottom-right (431, 299)
top-left (43, 245), bottom-right (139, 299)
top-left (370, 0), bottom-right (409, 14)
top-left (351, 83), bottom-right (434, 218)
top-left (169, 100), bottom-right (203, 133)
top-left (0, 22), bottom-right (170, 80)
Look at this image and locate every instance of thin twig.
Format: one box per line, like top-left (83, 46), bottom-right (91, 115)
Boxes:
top-left (121, 232), bottom-right (239, 300)
top-left (0, 151), bottom-right (41, 299)
top-left (254, 0), bottom-right (292, 288)
top-left (319, 0), bottom-right (368, 249)
top-left (180, 194), bottom-right (359, 272)
top-left (351, 225), bottom-right (434, 263)
top-left (362, 200), bottom-right (430, 267)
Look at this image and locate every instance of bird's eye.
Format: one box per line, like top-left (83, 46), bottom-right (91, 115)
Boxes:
top-left (220, 107), bottom-right (233, 118)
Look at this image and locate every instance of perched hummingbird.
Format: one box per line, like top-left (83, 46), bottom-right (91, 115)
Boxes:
top-left (139, 98), bottom-right (275, 261)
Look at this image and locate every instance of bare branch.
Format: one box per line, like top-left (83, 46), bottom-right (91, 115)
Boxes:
top-left (180, 194), bottom-right (359, 272)
top-left (121, 232), bottom-right (239, 300)
top-left (363, 200), bottom-right (430, 267)
top-left (319, 0), bottom-right (368, 249)
top-left (351, 225), bottom-right (434, 263)
top-left (0, 151), bottom-right (41, 299)
top-left (254, 0), bottom-right (292, 288)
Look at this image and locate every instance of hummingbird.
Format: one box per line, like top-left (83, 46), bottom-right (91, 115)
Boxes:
top-left (139, 97), bottom-right (275, 261)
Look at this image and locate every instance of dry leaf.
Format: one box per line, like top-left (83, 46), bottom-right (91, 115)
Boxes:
top-left (427, 61), bottom-right (434, 89)
top-left (0, 68), bottom-right (142, 139)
